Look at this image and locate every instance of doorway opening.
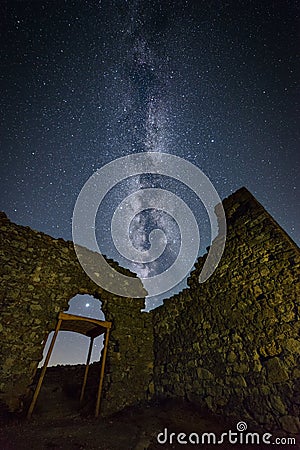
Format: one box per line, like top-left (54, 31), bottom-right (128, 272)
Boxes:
top-left (30, 295), bottom-right (110, 419)
top-left (39, 294), bottom-right (105, 367)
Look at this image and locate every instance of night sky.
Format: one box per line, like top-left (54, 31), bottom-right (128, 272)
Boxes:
top-left (1, 1), bottom-right (299, 365)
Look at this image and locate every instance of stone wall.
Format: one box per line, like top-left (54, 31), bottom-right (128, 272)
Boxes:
top-left (0, 211), bottom-right (153, 415)
top-left (153, 187), bottom-right (300, 433)
top-left (1, 186), bottom-right (300, 432)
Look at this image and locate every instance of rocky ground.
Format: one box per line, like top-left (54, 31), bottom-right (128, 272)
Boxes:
top-left (1, 397), bottom-right (299, 450)
top-left (1, 364), bottom-right (299, 449)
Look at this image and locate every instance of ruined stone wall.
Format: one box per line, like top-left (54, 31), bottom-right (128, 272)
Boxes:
top-left (101, 297), bottom-right (154, 415)
top-left (153, 188), bottom-right (300, 433)
top-left (2, 187), bottom-right (300, 430)
top-left (0, 212), bottom-right (153, 416)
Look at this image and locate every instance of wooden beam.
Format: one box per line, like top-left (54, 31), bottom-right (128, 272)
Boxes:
top-left (27, 318), bottom-right (62, 419)
top-left (58, 312), bottom-right (111, 329)
top-left (95, 327), bottom-right (110, 418)
top-left (80, 336), bottom-right (94, 404)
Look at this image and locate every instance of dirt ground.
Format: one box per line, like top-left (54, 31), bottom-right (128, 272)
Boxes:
top-left (1, 397), bottom-right (299, 450)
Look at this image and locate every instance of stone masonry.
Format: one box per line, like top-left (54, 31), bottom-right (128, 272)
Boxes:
top-left (0, 211), bottom-right (154, 415)
top-left (152, 187), bottom-right (300, 433)
top-left (0, 187), bottom-right (299, 434)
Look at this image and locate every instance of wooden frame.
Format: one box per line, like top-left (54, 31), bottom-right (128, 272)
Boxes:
top-left (27, 312), bottom-right (111, 419)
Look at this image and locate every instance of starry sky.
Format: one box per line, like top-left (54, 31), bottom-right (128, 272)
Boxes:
top-left (1, 0), bottom-right (299, 365)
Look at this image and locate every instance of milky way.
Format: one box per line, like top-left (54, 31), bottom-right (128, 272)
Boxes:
top-left (99, 9), bottom-right (183, 292)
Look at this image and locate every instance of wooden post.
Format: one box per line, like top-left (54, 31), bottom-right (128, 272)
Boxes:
top-left (95, 328), bottom-right (110, 418)
top-left (80, 336), bottom-right (94, 404)
top-left (27, 318), bottom-right (62, 419)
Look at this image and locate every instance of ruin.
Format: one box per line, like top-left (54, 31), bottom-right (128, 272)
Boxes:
top-left (0, 187), bottom-right (299, 433)
top-left (0, 211), bottom-right (154, 416)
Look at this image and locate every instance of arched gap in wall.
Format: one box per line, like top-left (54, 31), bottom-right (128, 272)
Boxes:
top-left (39, 294), bottom-right (105, 367)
